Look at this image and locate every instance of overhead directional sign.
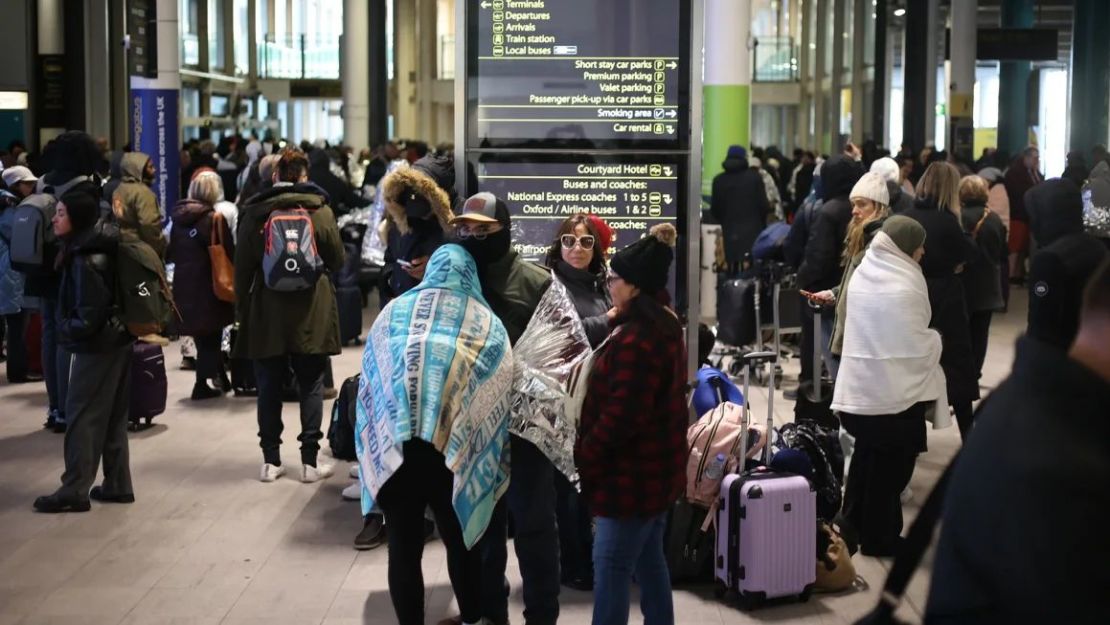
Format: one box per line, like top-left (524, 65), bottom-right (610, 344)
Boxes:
top-left (467, 0), bottom-right (689, 149)
top-left (470, 157), bottom-right (682, 261)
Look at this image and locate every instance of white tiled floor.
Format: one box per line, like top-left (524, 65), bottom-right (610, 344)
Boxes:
top-left (0, 291), bottom-right (1028, 625)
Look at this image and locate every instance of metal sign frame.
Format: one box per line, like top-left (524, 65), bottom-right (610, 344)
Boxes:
top-left (455, 0), bottom-right (705, 380)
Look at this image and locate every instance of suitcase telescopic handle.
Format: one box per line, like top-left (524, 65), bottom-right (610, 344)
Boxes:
top-left (741, 350), bottom-right (778, 367)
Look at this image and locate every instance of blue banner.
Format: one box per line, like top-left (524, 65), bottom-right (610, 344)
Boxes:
top-left (130, 88), bottom-right (180, 216)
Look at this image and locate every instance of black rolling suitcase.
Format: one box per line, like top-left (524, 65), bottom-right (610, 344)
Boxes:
top-left (717, 277), bottom-right (758, 347)
top-left (794, 301), bottom-right (838, 429)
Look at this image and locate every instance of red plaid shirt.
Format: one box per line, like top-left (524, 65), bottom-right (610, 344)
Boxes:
top-left (575, 318), bottom-right (688, 518)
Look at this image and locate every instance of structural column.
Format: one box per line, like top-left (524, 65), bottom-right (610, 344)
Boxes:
top-left (129, 0), bottom-right (181, 214)
top-left (872, 0), bottom-right (888, 145)
top-left (1069, 0), bottom-right (1110, 160)
top-left (948, 0), bottom-right (976, 161)
top-left (36, 0), bottom-right (68, 146)
top-left (342, 0), bottom-right (370, 151)
top-left (368, 0), bottom-right (388, 146)
top-left (393, 0), bottom-right (417, 140)
top-left (997, 0), bottom-right (1034, 159)
top-left (417, 0), bottom-right (437, 142)
top-left (701, 0), bottom-right (751, 199)
top-left (850, 0), bottom-right (866, 142)
top-left (922, 0), bottom-right (938, 148)
top-left (902, 0), bottom-right (929, 152)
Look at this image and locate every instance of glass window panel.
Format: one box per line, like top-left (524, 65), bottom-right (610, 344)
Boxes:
top-left (181, 0), bottom-right (200, 66)
top-left (234, 0), bottom-right (249, 75)
top-left (208, 0), bottom-right (226, 71)
top-left (211, 94), bottom-right (230, 117)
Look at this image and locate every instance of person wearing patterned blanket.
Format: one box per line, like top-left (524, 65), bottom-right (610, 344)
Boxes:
top-left (355, 243), bottom-right (513, 625)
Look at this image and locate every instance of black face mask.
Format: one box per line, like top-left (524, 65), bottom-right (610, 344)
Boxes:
top-left (459, 227), bottom-right (511, 267)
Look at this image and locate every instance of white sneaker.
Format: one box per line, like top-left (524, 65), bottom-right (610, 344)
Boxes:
top-left (342, 482), bottom-right (361, 501)
top-left (260, 463), bottom-right (286, 483)
top-left (348, 464), bottom-right (359, 479)
top-left (302, 461), bottom-right (335, 483)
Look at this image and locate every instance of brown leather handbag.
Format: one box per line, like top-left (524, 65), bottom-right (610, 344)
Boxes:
top-left (209, 212), bottom-right (235, 303)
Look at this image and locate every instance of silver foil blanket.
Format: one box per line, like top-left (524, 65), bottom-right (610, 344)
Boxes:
top-left (508, 276), bottom-right (593, 480)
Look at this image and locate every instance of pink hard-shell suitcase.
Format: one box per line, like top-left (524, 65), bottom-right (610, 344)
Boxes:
top-left (713, 351), bottom-right (816, 610)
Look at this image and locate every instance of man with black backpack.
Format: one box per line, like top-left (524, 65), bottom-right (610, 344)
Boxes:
top-left (13, 132), bottom-right (105, 432)
top-left (233, 148), bottom-right (345, 484)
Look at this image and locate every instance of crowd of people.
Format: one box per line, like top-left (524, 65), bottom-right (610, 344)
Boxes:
top-left (1, 125), bottom-right (1108, 625)
top-left (711, 137), bottom-right (1109, 620)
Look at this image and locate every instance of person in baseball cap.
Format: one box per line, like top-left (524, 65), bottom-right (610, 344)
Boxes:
top-left (449, 191), bottom-right (513, 266)
top-left (448, 191), bottom-right (563, 625)
top-left (2, 166), bottom-right (39, 200)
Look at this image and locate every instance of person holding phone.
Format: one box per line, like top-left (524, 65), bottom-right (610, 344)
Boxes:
top-left (804, 172), bottom-right (892, 362)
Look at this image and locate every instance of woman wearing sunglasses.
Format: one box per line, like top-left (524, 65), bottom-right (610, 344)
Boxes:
top-left (540, 213), bottom-right (614, 593)
top-left (544, 214), bottom-right (615, 348)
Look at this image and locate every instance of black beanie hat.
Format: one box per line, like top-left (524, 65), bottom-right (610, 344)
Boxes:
top-left (610, 223), bottom-right (677, 293)
top-left (60, 187), bottom-right (102, 234)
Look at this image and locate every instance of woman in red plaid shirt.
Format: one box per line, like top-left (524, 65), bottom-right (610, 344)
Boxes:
top-left (575, 223), bottom-right (687, 625)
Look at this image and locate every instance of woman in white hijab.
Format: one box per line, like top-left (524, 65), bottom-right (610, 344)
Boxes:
top-left (832, 215), bottom-right (948, 556)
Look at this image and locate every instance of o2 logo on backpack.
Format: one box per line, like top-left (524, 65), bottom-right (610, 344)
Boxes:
top-left (284, 258), bottom-right (300, 273)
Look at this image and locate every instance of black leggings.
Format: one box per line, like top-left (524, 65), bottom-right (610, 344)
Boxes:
top-left (839, 404), bottom-right (927, 557)
top-left (377, 439), bottom-right (482, 625)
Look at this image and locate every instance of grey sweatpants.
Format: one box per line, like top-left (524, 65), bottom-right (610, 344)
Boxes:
top-left (57, 343), bottom-right (134, 499)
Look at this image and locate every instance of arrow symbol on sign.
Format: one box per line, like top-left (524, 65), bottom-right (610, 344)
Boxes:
top-left (666, 125), bottom-right (675, 133)
top-left (663, 167), bottom-right (674, 176)
top-left (667, 61), bottom-right (678, 69)
top-left (663, 194), bottom-right (673, 204)
top-left (481, 1), bottom-right (491, 7)
top-left (665, 110), bottom-right (677, 118)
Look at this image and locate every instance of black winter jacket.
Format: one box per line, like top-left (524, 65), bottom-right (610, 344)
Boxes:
top-left (926, 338), bottom-right (1110, 624)
top-left (959, 202), bottom-right (1007, 313)
top-left (710, 156), bottom-right (769, 264)
top-left (1025, 179), bottom-right (1109, 349)
top-left (553, 260), bottom-right (611, 348)
top-left (167, 199), bottom-right (235, 337)
top-left (904, 198), bottom-right (980, 405)
top-left (57, 222), bottom-right (132, 353)
top-left (796, 155), bottom-right (864, 291)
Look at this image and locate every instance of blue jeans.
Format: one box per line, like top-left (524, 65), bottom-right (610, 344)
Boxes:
top-left (480, 435), bottom-right (560, 625)
top-left (42, 300), bottom-right (72, 423)
top-left (592, 513), bottom-right (674, 625)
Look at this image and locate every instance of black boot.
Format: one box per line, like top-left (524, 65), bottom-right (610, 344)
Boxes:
top-left (90, 486), bottom-right (135, 504)
top-left (33, 493), bottom-right (91, 513)
top-left (191, 380), bottom-right (224, 400)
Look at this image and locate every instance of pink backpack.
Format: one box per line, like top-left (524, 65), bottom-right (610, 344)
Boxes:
top-left (686, 402), bottom-right (768, 510)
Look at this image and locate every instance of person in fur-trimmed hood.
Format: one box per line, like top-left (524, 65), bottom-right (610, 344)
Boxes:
top-left (377, 154), bottom-right (457, 299)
